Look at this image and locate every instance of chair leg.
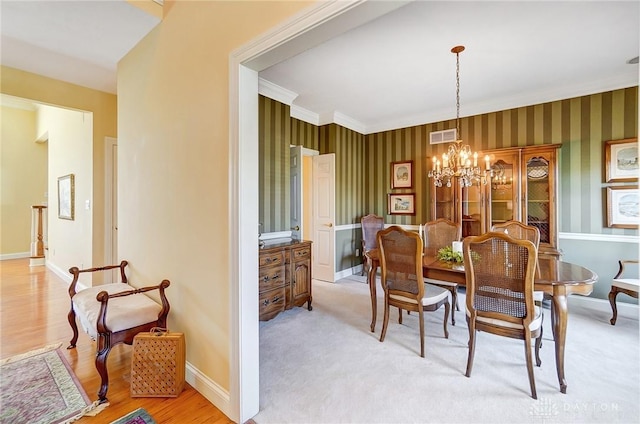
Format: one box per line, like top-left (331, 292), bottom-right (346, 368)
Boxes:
top-left (450, 287), bottom-right (457, 326)
top-left (524, 332), bottom-right (538, 399)
top-left (95, 333), bottom-right (112, 403)
top-left (379, 298), bottom-right (390, 343)
top-left (609, 288), bottom-right (619, 325)
top-left (443, 302), bottom-right (450, 339)
top-left (398, 307), bottom-right (403, 324)
top-left (418, 309), bottom-right (425, 358)
top-left (535, 313), bottom-right (543, 367)
top-left (66, 307), bottom-right (79, 349)
top-left (360, 256), bottom-right (368, 276)
top-left (465, 322), bottom-right (476, 377)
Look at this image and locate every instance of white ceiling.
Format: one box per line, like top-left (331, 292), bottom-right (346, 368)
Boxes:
top-left (1, 1), bottom-right (638, 135)
top-left (0, 0), bottom-right (160, 94)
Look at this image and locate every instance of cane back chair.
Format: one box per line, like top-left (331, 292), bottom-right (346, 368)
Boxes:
top-left (377, 226), bottom-right (450, 358)
top-left (423, 218), bottom-right (462, 325)
top-left (360, 214), bottom-right (385, 276)
top-left (463, 232), bottom-right (542, 399)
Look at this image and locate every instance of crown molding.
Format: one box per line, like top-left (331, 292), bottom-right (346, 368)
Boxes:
top-left (334, 111), bottom-right (367, 134)
top-left (290, 104), bottom-right (320, 125)
top-left (258, 77), bottom-right (298, 105)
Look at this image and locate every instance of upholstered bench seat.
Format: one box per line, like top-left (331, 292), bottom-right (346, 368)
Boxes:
top-left (73, 283), bottom-right (163, 339)
top-left (67, 261), bottom-right (170, 403)
top-left (612, 278), bottom-right (640, 293)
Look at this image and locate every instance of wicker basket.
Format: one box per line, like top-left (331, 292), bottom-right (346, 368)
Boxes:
top-left (130, 330), bottom-right (185, 397)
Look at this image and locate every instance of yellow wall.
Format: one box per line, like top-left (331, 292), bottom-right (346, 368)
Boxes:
top-left (38, 105), bottom-right (94, 277)
top-left (0, 105), bottom-right (46, 255)
top-left (118, 0), bottom-right (313, 405)
top-left (0, 66), bottom-right (117, 271)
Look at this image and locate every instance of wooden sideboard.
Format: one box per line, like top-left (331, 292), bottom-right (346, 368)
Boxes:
top-left (259, 240), bottom-right (312, 321)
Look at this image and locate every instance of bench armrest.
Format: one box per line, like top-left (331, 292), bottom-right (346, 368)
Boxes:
top-left (68, 260), bottom-right (129, 298)
top-left (615, 260), bottom-right (639, 280)
top-left (95, 280), bottom-right (171, 335)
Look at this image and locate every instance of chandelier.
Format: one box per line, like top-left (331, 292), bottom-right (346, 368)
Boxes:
top-left (428, 45), bottom-right (490, 188)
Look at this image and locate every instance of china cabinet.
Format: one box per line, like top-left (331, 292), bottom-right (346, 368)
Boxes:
top-left (431, 144), bottom-right (560, 255)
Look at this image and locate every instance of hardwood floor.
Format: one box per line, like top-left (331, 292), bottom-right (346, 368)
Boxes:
top-left (0, 259), bottom-right (234, 423)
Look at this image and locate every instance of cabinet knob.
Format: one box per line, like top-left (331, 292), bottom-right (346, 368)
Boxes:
top-left (263, 299), bottom-right (270, 306)
top-left (272, 296), bottom-right (281, 303)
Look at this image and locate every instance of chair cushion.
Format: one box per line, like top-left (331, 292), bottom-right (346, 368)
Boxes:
top-left (389, 283), bottom-right (450, 306)
top-left (533, 291), bottom-right (544, 302)
top-left (466, 305), bottom-right (542, 331)
top-left (425, 278), bottom-right (458, 288)
top-left (612, 278), bottom-right (640, 292)
top-left (72, 283), bottom-right (162, 339)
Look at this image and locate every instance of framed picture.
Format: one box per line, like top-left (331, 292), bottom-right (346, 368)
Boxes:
top-left (390, 160), bottom-right (413, 189)
top-left (605, 138), bottom-right (638, 182)
top-left (388, 193), bottom-right (416, 215)
top-left (606, 186), bottom-right (638, 228)
top-left (58, 174), bottom-right (75, 220)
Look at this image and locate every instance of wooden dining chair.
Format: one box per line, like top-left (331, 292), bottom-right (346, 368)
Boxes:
top-left (608, 259), bottom-right (639, 325)
top-left (462, 231), bottom-right (542, 399)
top-left (360, 214), bottom-right (385, 276)
top-left (423, 218), bottom-right (462, 325)
top-left (491, 220), bottom-right (545, 364)
top-left (377, 226), bottom-right (450, 358)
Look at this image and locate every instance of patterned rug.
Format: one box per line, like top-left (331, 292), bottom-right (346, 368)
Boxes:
top-left (0, 344), bottom-right (107, 424)
top-left (110, 408), bottom-right (157, 424)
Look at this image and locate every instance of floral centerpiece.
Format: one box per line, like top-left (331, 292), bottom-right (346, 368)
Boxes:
top-left (437, 246), bottom-right (463, 263)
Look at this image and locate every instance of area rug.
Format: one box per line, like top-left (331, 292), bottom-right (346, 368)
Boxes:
top-left (110, 408), bottom-right (157, 424)
top-left (0, 343), bottom-right (107, 424)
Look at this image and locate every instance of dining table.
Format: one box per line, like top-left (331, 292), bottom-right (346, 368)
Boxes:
top-left (365, 248), bottom-right (597, 394)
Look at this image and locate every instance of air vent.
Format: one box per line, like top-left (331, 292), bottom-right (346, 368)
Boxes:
top-left (430, 128), bottom-right (457, 145)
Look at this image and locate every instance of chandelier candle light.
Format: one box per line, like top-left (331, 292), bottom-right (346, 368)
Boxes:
top-left (428, 45), bottom-right (491, 187)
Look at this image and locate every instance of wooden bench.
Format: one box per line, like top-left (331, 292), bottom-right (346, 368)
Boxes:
top-left (66, 260), bottom-right (170, 403)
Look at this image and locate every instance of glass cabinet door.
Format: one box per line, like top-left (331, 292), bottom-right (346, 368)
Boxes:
top-left (523, 154), bottom-right (552, 245)
top-left (488, 151), bottom-right (520, 228)
top-left (431, 184), bottom-right (456, 222)
top-left (460, 184), bottom-right (484, 237)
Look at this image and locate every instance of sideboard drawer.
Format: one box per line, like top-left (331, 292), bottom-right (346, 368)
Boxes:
top-left (259, 251), bottom-right (284, 267)
top-left (259, 265), bottom-right (285, 292)
top-left (259, 287), bottom-right (285, 320)
top-left (292, 246), bottom-right (311, 260)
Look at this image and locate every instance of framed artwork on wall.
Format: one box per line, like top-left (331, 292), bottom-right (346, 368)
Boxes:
top-left (606, 185), bottom-right (638, 228)
top-left (388, 193), bottom-right (416, 215)
top-left (605, 138), bottom-right (638, 182)
top-left (390, 160), bottom-right (413, 189)
top-left (58, 174), bottom-right (75, 220)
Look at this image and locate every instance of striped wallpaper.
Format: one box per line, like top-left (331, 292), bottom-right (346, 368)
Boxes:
top-left (260, 87), bottom-right (638, 238)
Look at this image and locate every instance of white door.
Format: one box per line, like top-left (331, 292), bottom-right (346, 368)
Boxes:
top-left (312, 153), bottom-right (335, 282)
top-left (290, 146), bottom-right (302, 240)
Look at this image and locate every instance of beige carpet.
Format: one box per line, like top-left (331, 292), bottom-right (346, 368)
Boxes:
top-left (254, 274), bottom-right (639, 424)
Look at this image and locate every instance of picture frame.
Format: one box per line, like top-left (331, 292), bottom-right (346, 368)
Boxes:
top-left (388, 193), bottom-right (416, 215)
top-left (606, 185), bottom-right (638, 228)
top-left (605, 138), bottom-right (638, 182)
top-left (58, 174), bottom-right (75, 220)
top-left (390, 160), bottom-right (413, 189)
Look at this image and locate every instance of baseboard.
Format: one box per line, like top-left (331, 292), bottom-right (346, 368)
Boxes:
top-left (569, 295), bottom-right (638, 321)
top-left (0, 252), bottom-right (30, 260)
top-left (185, 362), bottom-right (232, 419)
top-left (334, 265), bottom-right (363, 281)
